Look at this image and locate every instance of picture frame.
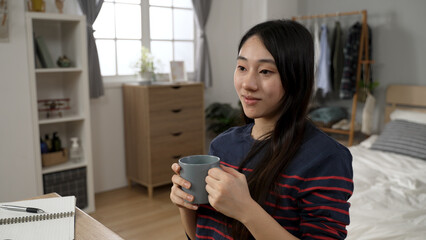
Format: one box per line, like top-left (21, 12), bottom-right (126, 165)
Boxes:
top-left (169, 61), bottom-right (187, 82)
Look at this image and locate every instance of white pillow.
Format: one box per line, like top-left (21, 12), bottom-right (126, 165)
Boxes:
top-left (359, 135), bottom-right (378, 149)
top-left (390, 109), bottom-right (426, 125)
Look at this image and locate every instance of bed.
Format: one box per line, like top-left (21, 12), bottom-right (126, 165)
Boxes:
top-left (346, 85), bottom-right (426, 239)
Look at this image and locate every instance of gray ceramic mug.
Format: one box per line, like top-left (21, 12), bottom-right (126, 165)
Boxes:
top-left (178, 155), bottom-right (220, 204)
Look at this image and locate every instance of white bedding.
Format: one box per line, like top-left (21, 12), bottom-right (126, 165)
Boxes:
top-left (347, 136), bottom-right (426, 239)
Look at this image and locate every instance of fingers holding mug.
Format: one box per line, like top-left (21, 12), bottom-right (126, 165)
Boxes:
top-left (170, 174), bottom-right (198, 210)
top-left (170, 183), bottom-right (198, 210)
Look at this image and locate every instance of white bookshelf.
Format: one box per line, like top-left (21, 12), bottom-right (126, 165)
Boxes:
top-left (25, 12), bottom-right (95, 213)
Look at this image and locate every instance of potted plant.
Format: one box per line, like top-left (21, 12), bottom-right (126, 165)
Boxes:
top-left (358, 80), bottom-right (379, 102)
top-left (205, 102), bottom-right (244, 136)
top-left (135, 46), bottom-right (155, 81)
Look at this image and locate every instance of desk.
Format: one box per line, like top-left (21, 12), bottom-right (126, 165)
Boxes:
top-left (35, 193), bottom-right (123, 240)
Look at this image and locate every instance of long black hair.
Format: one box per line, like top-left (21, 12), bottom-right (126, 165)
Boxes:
top-left (230, 19), bottom-right (314, 239)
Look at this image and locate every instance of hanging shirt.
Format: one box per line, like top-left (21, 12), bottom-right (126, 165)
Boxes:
top-left (330, 21), bottom-right (344, 92)
top-left (316, 23), bottom-right (331, 96)
top-left (313, 22), bottom-right (321, 93)
top-left (340, 22), bottom-right (373, 99)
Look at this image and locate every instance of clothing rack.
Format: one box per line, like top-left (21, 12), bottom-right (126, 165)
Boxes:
top-left (292, 10), bottom-right (373, 146)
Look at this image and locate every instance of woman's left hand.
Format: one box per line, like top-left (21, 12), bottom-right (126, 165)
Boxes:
top-left (205, 165), bottom-right (255, 221)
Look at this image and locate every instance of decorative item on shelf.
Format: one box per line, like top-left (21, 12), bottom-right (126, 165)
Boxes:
top-left (42, 149), bottom-right (67, 167)
top-left (57, 55), bottom-right (72, 67)
top-left (55, 0), bottom-right (64, 13)
top-left (69, 137), bottom-right (83, 163)
top-left (41, 132), bottom-right (67, 167)
top-left (0, 0), bottom-right (8, 43)
top-left (135, 46), bottom-right (155, 81)
top-left (169, 61), bottom-right (187, 82)
top-left (35, 36), bottom-right (54, 68)
top-left (27, 0), bottom-right (45, 12)
top-left (38, 98), bottom-right (70, 119)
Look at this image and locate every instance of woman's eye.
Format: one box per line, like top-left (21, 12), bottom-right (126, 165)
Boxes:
top-left (260, 69), bottom-right (271, 75)
top-left (237, 66), bottom-right (246, 71)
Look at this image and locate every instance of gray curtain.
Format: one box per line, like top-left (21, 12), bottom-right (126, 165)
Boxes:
top-left (192, 0), bottom-right (212, 87)
top-left (78, 0), bottom-right (104, 98)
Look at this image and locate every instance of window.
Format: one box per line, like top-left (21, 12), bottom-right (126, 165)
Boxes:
top-left (93, 0), bottom-right (195, 80)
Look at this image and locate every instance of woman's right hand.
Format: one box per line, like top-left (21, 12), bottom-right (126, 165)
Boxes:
top-left (170, 163), bottom-right (199, 210)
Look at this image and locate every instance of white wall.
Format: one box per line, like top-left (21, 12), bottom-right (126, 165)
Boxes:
top-left (0, 0), bottom-right (37, 201)
top-left (90, 87), bottom-right (127, 192)
top-left (299, 0), bottom-right (426, 131)
top-left (0, 0), bottom-right (80, 201)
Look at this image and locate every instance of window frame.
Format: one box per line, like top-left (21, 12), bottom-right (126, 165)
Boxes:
top-left (95, 0), bottom-right (196, 83)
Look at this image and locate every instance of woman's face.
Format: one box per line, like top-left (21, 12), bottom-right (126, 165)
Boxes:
top-left (234, 36), bottom-right (284, 122)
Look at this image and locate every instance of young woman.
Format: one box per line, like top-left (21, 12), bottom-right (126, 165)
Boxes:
top-left (170, 20), bottom-right (353, 240)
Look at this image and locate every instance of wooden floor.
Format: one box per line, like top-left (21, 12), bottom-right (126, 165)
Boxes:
top-left (90, 184), bottom-right (186, 240)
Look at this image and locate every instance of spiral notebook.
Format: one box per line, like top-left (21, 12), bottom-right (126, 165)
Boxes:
top-left (0, 196), bottom-right (76, 240)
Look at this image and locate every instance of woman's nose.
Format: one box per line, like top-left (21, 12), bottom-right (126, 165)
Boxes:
top-left (241, 71), bottom-right (258, 91)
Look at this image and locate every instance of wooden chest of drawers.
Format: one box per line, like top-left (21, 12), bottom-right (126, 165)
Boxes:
top-left (122, 82), bottom-right (205, 197)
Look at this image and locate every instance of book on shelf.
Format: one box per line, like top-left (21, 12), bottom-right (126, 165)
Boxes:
top-left (0, 196), bottom-right (76, 240)
top-left (35, 35), bottom-right (55, 68)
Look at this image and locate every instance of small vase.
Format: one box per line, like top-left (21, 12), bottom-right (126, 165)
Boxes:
top-left (139, 71), bottom-right (153, 81)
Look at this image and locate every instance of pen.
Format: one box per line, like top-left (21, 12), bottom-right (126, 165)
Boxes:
top-left (0, 205), bottom-right (45, 213)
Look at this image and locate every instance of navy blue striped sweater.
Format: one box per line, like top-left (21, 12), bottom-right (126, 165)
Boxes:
top-left (194, 122), bottom-right (353, 240)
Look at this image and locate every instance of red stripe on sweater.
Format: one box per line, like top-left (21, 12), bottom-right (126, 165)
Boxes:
top-left (302, 233), bottom-right (337, 240)
top-left (197, 224), bottom-right (233, 240)
top-left (220, 161), bottom-right (252, 172)
top-left (278, 183), bottom-right (352, 195)
top-left (312, 192), bottom-right (349, 203)
top-left (272, 215), bottom-right (300, 221)
top-left (270, 191), bottom-right (296, 201)
top-left (265, 201), bottom-right (298, 210)
top-left (304, 205), bottom-right (349, 215)
top-left (196, 234), bottom-right (215, 240)
top-left (284, 226), bottom-right (300, 231)
top-left (198, 214), bottom-right (231, 227)
top-left (300, 186), bottom-right (353, 195)
top-left (199, 204), bottom-right (216, 211)
top-left (282, 174), bottom-right (353, 183)
top-left (301, 222), bottom-right (340, 237)
top-left (321, 222), bottom-right (347, 234)
top-left (307, 213), bottom-right (346, 228)
top-left (276, 183), bottom-right (301, 191)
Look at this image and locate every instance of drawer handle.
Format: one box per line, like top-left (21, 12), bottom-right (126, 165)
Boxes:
top-left (171, 109), bottom-right (182, 113)
top-left (171, 86), bottom-right (181, 89)
top-left (171, 132), bottom-right (182, 136)
top-left (172, 155), bottom-right (182, 159)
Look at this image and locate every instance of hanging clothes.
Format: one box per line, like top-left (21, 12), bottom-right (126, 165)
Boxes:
top-left (313, 22), bottom-right (321, 93)
top-left (340, 22), bottom-right (373, 99)
top-left (330, 21), bottom-right (344, 92)
top-left (340, 22), bottom-right (362, 99)
top-left (316, 23), bottom-right (331, 96)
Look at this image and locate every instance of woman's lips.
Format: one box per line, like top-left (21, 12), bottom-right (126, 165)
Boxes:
top-left (243, 96), bottom-right (260, 105)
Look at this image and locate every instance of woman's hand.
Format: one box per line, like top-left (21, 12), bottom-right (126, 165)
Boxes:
top-left (170, 163), bottom-right (199, 210)
top-left (205, 165), bottom-right (255, 221)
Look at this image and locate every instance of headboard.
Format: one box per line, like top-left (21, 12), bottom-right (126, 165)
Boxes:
top-left (385, 85), bottom-right (426, 123)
